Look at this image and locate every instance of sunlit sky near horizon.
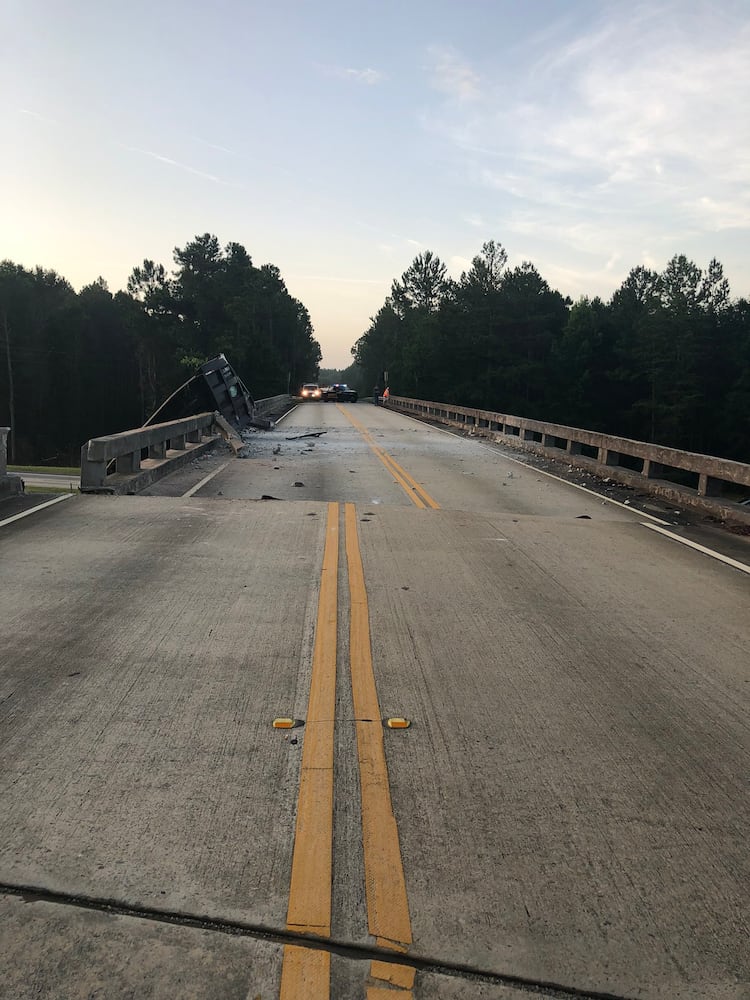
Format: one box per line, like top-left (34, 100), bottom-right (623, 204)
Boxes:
top-left (3, 0), bottom-right (750, 368)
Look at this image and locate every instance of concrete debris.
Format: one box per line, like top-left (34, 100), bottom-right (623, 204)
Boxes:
top-left (285, 431), bottom-right (327, 441)
top-left (293, 481), bottom-right (304, 487)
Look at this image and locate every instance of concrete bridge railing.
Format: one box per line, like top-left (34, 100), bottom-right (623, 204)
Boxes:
top-left (80, 412), bottom-right (227, 494)
top-left (389, 396), bottom-right (750, 526)
top-left (254, 394), bottom-right (292, 419)
top-left (79, 394), bottom-right (295, 495)
top-left (0, 427), bottom-right (23, 497)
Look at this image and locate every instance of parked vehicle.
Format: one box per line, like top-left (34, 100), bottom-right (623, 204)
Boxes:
top-left (322, 383), bottom-right (358, 402)
top-left (300, 383), bottom-right (321, 400)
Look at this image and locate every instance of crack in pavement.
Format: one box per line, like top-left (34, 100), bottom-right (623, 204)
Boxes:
top-left (0, 881), bottom-right (642, 1000)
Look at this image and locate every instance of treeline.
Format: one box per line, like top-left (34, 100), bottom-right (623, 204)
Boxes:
top-left (353, 242), bottom-right (750, 461)
top-left (0, 234), bottom-right (321, 464)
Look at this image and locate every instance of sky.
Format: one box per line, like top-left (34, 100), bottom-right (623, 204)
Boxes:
top-left (2, 0), bottom-right (750, 369)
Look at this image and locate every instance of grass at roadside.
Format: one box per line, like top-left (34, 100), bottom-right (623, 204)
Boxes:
top-left (9, 465), bottom-right (80, 475)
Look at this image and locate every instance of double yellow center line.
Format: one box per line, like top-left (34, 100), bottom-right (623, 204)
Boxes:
top-left (279, 503), bottom-right (414, 999)
top-left (338, 405), bottom-right (440, 510)
top-left (280, 503), bottom-right (339, 991)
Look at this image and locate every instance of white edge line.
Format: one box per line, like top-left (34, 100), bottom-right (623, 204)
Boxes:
top-left (0, 493), bottom-right (74, 528)
top-left (182, 460), bottom-right (231, 498)
top-left (274, 404), bottom-right (298, 425)
top-left (397, 409), bottom-right (670, 525)
top-left (642, 522), bottom-right (750, 576)
top-left (504, 456), bottom-right (671, 524)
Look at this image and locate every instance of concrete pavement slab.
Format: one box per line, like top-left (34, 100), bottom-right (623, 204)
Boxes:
top-left (2, 403), bottom-right (748, 1000)
top-left (356, 505), bottom-right (749, 998)
top-left (0, 496), bottom-right (327, 930)
top-left (0, 892), bottom-right (282, 999)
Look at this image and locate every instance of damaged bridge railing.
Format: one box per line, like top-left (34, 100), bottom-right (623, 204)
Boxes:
top-left (80, 412), bottom-right (234, 494)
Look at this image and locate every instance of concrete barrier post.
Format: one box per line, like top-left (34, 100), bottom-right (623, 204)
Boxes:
top-left (116, 451), bottom-right (140, 474)
top-left (171, 434), bottom-right (186, 450)
top-left (149, 441), bottom-right (166, 459)
top-left (80, 443), bottom-right (106, 489)
top-left (0, 427), bottom-right (8, 476)
top-left (698, 473), bottom-right (722, 497)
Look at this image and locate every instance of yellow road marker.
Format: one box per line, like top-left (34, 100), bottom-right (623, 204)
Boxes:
top-left (386, 718), bottom-right (411, 729)
top-left (272, 718), bottom-right (297, 729)
top-left (345, 503), bottom-right (414, 997)
top-left (280, 502), bottom-right (339, 999)
top-left (338, 405), bottom-right (440, 510)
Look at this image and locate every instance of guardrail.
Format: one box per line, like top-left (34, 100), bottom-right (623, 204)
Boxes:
top-left (255, 394), bottom-right (292, 418)
top-left (80, 412), bottom-right (224, 494)
top-left (388, 396), bottom-right (750, 525)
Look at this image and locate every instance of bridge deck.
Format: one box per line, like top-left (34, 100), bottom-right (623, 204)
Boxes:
top-left (1, 402), bottom-right (748, 999)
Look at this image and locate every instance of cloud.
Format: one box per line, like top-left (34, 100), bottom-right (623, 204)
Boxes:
top-left (121, 145), bottom-right (224, 184)
top-left (192, 138), bottom-right (237, 156)
top-left (346, 67), bottom-right (383, 85)
top-left (427, 45), bottom-right (481, 102)
top-left (320, 65), bottom-right (384, 85)
top-left (462, 213), bottom-right (485, 228)
top-left (18, 108), bottom-right (58, 125)
top-left (692, 195), bottom-right (750, 231)
top-left (449, 255), bottom-right (472, 274)
top-left (422, 3), bottom-right (750, 276)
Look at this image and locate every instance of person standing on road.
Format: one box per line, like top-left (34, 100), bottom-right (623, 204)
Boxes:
top-left (382, 387), bottom-right (390, 405)
top-left (373, 384), bottom-right (380, 405)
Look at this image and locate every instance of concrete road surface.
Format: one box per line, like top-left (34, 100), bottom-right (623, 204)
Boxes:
top-left (1, 401), bottom-right (748, 999)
